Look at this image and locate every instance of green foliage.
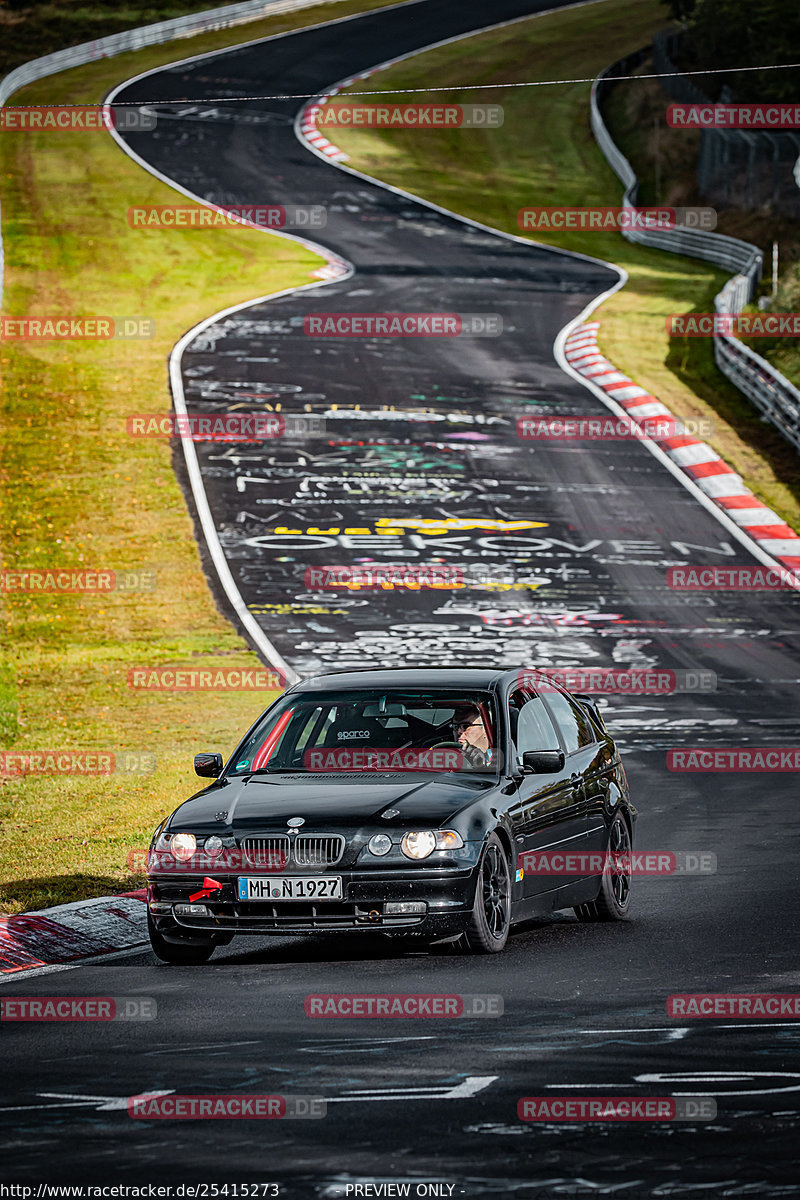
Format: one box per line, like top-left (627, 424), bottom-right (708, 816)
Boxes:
top-left (660, 0), bottom-right (696, 20)
top-left (683, 0), bottom-right (800, 99)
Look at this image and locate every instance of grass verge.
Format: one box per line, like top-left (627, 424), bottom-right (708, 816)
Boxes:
top-left (329, 0), bottom-right (800, 526)
top-left (0, 0), bottom-right (401, 914)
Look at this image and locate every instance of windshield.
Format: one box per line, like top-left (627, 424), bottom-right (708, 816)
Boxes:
top-left (227, 688), bottom-right (499, 776)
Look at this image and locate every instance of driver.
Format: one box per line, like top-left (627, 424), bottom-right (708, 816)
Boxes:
top-left (453, 705), bottom-right (494, 768)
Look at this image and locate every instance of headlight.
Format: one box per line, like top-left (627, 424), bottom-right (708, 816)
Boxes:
top-left (170, 832), bottom-right (197, 862)
top-left (401, 830), bottom-right (464, 859)
top-left (368, 833), bottom-right (392, 856)
top-left (401, 831), bottom-right (437, 860)
top-left (204, 836), bottom-right (223, 857)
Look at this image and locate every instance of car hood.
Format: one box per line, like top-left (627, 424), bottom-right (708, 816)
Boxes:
top-left (170, 773), bottom-right (492, 834)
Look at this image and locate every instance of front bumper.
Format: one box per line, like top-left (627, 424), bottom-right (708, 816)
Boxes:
top-left (147, 865), bottom-right (478, 940)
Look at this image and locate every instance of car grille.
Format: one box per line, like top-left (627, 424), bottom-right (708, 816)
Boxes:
top-left (240, 833), bottom-right (344, 869)
top-left (293, 834), bottom-right (345, 867)
top-left (242, 836), bottom-right (289, 871)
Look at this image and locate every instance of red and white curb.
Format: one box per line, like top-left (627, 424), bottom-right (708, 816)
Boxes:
top-left (299, 64), bottom-right (385, 166)
top-left (298, 82), bottom-right (368, 280)
top-left (294, 77), bottom-right (351, 282)
top-left (0, 892), bottom-right (147, 975)
top-left (564, 323), bottom-right (800, 571)
top-left (300, 88), bottom-right (351, 163)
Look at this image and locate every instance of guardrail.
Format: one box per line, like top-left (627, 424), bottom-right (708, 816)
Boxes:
top-left (0, 0), bottom-right (341, 105)
top-left (0, 0), bottom-right (348, 303)
top-left (591, 48), bottom-right (800, 454)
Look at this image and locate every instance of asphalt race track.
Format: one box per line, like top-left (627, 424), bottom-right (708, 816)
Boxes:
top-left (2, 0), bottom-right (800, 1193)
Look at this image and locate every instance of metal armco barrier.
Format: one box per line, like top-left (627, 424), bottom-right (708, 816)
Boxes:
top-left (0, 0), bottom-right (349, 302)
top-left (591, 48), bottom-right (800, 455)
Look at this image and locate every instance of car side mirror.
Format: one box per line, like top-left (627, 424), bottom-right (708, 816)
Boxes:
top-left (195, 752), bottom-right (223, 778)
top-left (521, 749), bottom-right (565, 774)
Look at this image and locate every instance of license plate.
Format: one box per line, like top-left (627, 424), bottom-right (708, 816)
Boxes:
top-left (238, 875), bottom-right (343, 901)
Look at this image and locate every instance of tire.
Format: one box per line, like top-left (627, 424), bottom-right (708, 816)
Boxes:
top-left (574, 812), bottom-right (633, 922)
top-left (457, 833), bottom-right (512, 954)
top-left (148, 913), bottom-right (216, 964)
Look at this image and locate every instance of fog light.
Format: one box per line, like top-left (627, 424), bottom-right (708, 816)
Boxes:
top-left (148, 900), bottom-right (172, 914)
top-left (174, 903), bottom-right (209, 917)
top-left (385, 901), bottom-right (427, 915)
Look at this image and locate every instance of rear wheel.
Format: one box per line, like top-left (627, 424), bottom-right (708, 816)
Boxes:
top-left (456, 833), bottom-right (511, 954)
top-left (574, 812), bottom-right (632, 922)
top-left (148, 913), bottom-right (216, 964)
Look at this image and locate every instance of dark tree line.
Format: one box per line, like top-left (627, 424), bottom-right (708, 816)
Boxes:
top-left (662, 0), bottom-right (800, 100)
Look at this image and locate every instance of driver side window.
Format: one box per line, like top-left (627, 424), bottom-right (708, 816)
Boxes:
top-left (515, 696), bottom-right (559, 753)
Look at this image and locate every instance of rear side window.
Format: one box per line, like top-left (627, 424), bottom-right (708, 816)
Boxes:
top-left (542, 691), bottom-right (595, 753)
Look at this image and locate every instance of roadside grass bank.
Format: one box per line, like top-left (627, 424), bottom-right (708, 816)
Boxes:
top-left (328, 0), bottom-right (800, 528)
top-left (0, 0), bottom-right (394, 914)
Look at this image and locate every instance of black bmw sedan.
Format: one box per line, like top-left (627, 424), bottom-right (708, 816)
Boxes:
top-left (146, 667), bottom-right (637, 962)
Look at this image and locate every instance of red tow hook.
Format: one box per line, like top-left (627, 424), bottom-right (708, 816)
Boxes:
top-left (189, 877), bottom-right (223, 903)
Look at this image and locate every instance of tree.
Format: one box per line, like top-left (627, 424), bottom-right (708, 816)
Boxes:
top-left (680, 0), bottom-right (800, 100)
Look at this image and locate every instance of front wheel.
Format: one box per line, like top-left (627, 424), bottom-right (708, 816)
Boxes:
top-left (574, 812), bottom-right (632, 922)
top-left (148, 913), bottom-right (216, 964)
top-left (457, 833), bottom-right (511, 954)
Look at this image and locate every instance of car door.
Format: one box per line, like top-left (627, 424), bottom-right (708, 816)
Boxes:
top-left (572, 697), bottom-right (619, 857)
top-left (510, 692), bottom-right (587, 900)
top-left (540, 688), bottom-right (610, 871)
